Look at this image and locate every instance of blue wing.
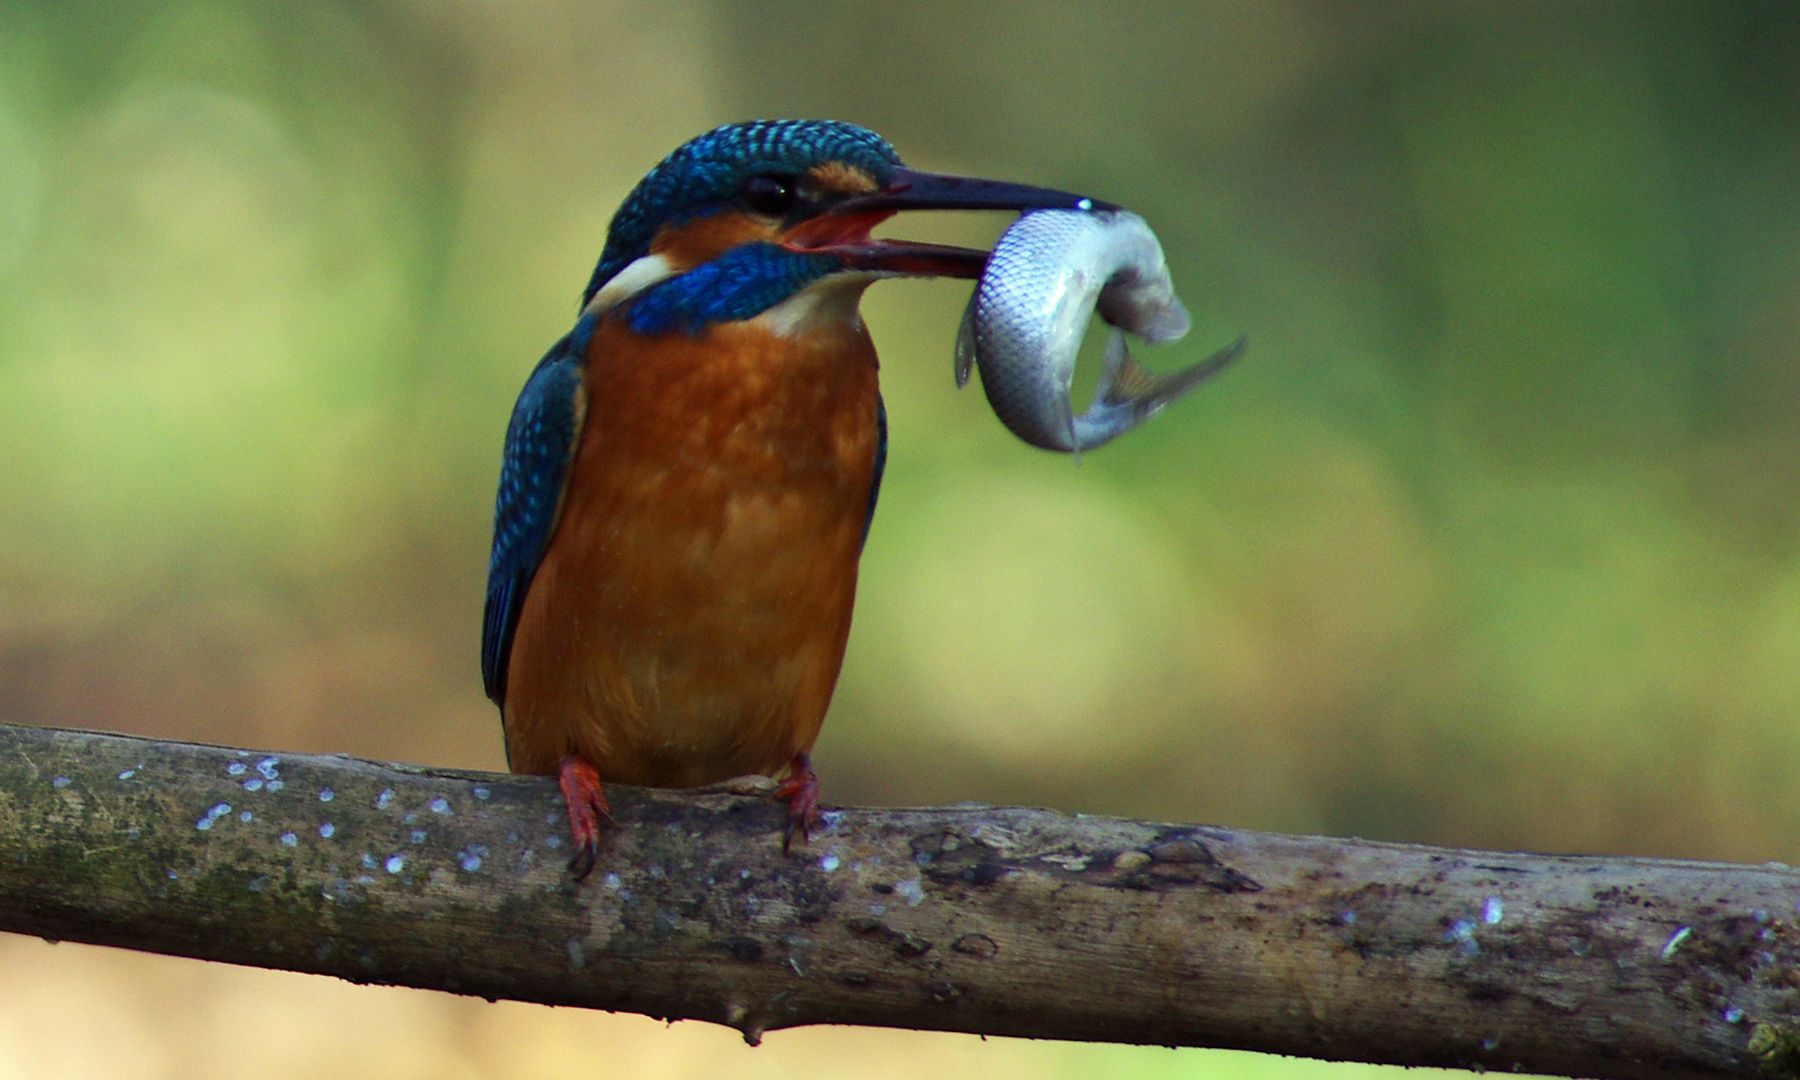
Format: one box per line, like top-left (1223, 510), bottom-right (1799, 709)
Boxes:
top-left (481, 318), bottom-right (594, 707)
top-left (862, 391), bottom-right (886, 547)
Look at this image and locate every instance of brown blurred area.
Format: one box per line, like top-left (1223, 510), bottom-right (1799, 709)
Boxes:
top-left (0, 1), bottom-right (1797, 1076)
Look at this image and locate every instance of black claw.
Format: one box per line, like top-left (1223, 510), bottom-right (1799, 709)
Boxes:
top-left (568, 842), bottom-right (598, 881)
top-left (782, 812), bottom-right (812, 857)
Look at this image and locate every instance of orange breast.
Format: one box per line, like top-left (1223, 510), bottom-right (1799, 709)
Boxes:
top-left (501, 311), bottom-right (880, 787)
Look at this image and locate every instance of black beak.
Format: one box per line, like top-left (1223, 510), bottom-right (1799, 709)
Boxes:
top-left (832, 166), bottom-right (1119, 216)
top-left (781, 167), bottom-right (1117, 279)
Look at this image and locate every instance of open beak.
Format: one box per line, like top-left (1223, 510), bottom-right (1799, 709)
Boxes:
top-left (781, 166), bottom-right (1116, 279)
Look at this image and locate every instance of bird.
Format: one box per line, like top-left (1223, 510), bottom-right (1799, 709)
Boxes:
top-left (481, 119), bottom-right (1111, 876)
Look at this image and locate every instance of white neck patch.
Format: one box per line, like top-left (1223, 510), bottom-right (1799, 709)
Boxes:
top-left (583, 253), bottom-right (676, 316)
top-left (751, 272), bottom-right (879, 339)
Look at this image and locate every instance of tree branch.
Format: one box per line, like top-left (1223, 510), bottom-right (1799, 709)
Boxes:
top-left (0, 722), bottom-right (1795, 1078)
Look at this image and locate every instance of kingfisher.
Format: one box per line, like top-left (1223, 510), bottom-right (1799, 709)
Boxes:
top-left (482, 120), bottom-right (1111, 875)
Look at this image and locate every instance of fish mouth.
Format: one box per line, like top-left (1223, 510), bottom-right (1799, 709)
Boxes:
top-left (780, 166), bottom-right (1116, 279)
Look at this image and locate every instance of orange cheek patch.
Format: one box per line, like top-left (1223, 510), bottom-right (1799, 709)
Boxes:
top-left (650, 211), bottom-right (777, 271)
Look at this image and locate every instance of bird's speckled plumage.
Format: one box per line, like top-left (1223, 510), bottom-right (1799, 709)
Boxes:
top-left (484, 122), bottom-right (898, 727)
top-left (483, 119), bottom-right (1109, 869)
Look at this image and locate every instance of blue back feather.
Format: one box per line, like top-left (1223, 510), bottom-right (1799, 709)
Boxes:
top-left (481, 316), bottom-right (594, 706)
top-left (865, 393), bottom-right (886, 545)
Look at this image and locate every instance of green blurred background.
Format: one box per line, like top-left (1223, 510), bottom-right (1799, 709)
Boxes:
top-left (1, 1), bottom-right (1797, 1076)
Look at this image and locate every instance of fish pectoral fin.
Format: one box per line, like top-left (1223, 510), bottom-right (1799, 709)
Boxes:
top-left (1096, 329), bottom-right (1246, 413)
top-left (1062, 387), bottom-right (1080, 466)
top-left (1094, 328), bottom-right (1158, 404)
top-left (953, 292), bottom-right (979, 389)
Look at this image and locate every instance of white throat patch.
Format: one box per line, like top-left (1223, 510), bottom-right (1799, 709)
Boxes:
top-left (751, 272), bottom-right (879, 339)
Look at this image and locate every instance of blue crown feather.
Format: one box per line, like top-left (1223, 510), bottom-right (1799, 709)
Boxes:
top-left (582, 119), bottom-right (901, 307)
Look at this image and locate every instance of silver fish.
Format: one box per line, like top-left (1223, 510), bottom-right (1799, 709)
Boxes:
top-left (954, 208), bottom-right (1244, 453)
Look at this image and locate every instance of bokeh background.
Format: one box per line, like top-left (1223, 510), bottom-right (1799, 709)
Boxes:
top-left (0, 1), bottom-right (1797, 1076)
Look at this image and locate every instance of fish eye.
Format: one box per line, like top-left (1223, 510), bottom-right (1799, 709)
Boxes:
top-left (742, 173), bottom-right (798, 216)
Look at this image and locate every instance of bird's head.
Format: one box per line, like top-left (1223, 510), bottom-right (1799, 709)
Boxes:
top-left (582, 119), bottom-right (1112, 336)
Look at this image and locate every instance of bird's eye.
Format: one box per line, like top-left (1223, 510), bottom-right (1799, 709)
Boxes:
top-left (742, 174), bottom-right (797, 216)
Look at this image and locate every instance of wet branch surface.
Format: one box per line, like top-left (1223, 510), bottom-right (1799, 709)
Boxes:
top-left (1, 722), bottom-right (1798, 1079)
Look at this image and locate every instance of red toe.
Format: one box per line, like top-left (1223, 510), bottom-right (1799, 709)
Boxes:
top-left (773, 751), bottom-right (821, 855)
top-left (558, 756), bottom-right (610, 879)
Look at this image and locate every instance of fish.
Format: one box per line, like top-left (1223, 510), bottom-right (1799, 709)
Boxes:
top-left (954, 208), bottom-right (1245, 453)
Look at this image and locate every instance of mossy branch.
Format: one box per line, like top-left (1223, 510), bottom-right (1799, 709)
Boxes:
top-left (0, 721), bottom-right (1795, 1078)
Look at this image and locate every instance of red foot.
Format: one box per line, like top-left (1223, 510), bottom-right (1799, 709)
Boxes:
top-left (773, 751), bottom-right (821, 855)
top-left (558, 755), bottom-right (611, 880)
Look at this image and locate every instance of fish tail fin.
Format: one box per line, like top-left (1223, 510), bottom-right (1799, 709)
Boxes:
top-left (1074, 330), bottom-right (1247, 451)
top-left (1097, 330), bottom-right (1245, 408)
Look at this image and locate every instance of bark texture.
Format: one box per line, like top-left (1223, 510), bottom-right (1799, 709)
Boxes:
top-left (0, 721), bottom-right (1796, 1079)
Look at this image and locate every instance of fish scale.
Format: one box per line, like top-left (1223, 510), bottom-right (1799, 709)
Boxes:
top-left (956, 208), bottom-right (1244, 453)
